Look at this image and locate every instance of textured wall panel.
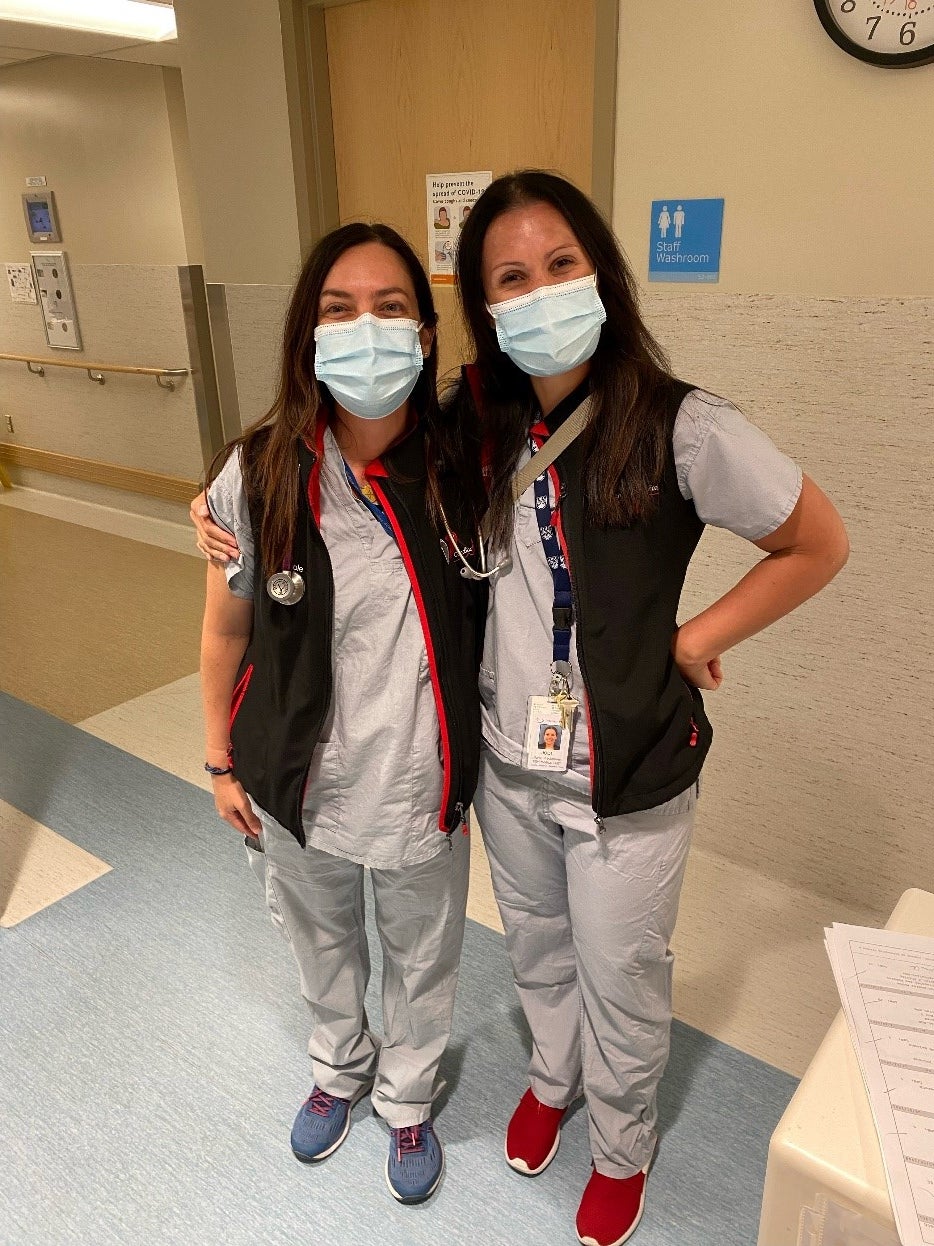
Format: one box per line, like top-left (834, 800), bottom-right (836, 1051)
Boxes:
top-left (642, 293), bottom-right (934, 918)
top-left (223, 284), bottom-right (291, 432)
top-left (0, 264), bottom-right (201, 479)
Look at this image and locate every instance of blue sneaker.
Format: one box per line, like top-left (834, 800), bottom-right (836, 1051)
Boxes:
top-left (290, 1084), bottom-right (370, 1162)
top-left (385, 1120), bottom-right (445, 1204)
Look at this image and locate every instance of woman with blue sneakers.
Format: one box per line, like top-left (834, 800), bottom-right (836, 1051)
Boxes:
top-left (199, 222), bottom-right (487, 1205)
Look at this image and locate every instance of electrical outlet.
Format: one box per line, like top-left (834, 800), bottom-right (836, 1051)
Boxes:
top-left (4, 415), bottom-right (13, 434)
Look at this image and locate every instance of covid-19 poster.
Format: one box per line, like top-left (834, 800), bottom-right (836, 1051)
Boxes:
top-left (426, 171), bottom-right (492, 285)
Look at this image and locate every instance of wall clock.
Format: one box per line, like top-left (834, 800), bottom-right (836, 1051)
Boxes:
top-left (814, 0), bottom-right (934, 66)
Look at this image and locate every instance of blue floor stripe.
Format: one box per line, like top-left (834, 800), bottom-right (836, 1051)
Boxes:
top-left (0, 692), bottom-right (796, 1245)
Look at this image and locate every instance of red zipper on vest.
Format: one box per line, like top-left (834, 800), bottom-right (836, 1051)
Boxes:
top-left (296, 432), bottom-right (331, 832)
top-left (365, 471), bottom-right (455, 836)
top-left (229, 662), bottom-right (254, 731)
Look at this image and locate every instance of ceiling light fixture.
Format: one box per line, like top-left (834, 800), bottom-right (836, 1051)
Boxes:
top-left (0, 1), bottom-right (176, 42)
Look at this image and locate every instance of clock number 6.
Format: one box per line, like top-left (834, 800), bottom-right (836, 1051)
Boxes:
top-left (900, 20), bottom-right (916, 44)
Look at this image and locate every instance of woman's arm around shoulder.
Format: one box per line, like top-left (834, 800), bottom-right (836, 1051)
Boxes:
top-left (191, 442), bottom-right (249, 564)
top-left (192, 491), bottom-right (241, 564)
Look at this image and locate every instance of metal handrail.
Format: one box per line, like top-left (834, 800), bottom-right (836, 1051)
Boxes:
top-left (0, 352), bottom-right (189, 391)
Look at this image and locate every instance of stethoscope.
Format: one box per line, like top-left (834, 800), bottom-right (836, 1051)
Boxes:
top-left (265, 504), bottom-right (509, 603)
top-left (436, 498), bottom-right (512, 582)
top-left (264, 463), bottom-right (510, 604)
top-left (266, 564), bottom-right (305, 605)
top-left (265, 517), bottom-right (509, 603)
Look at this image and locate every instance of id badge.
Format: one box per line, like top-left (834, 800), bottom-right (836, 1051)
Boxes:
top-left (523, 694), bottom-right (578, 773)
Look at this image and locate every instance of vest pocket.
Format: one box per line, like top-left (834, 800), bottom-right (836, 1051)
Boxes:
top-left (611, 680), bottom-right (705, 808)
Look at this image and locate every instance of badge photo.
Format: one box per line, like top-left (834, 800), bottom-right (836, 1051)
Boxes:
top-left (523, 694), bottom-right (575, 773)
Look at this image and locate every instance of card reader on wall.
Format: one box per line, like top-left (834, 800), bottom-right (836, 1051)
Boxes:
top-left (31, 251), bottom-right (82, 350)
top-left (23, 191), bottom-right (61, 243)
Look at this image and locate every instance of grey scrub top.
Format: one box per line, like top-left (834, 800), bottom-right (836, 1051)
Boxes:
top-left (208, 428), bottom-right (447, 868)
top-left (479, 388), bottom-right (805, 794)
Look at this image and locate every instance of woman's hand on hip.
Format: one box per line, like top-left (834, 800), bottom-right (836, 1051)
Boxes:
top-left (672, 628), bottom-right (723, 691)
top-left (212, 774), bottom-right (263, 838)
top-left (191, 491), bottom-right (240, 564)
top-left (677, 654), bottom-right (723, 691)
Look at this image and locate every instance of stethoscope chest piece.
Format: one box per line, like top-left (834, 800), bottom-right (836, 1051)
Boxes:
top-left (266, 569), bottom-right (305, 605)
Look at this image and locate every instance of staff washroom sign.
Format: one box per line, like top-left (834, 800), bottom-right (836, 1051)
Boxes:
top-left (648, 198), bottom-right (724, 283)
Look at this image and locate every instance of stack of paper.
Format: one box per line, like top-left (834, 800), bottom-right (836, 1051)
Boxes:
top-left (824, 924), bottom-right (934, 1246)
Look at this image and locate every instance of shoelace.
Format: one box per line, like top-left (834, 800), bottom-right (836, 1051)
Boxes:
top-left (307, 1088), bottom-right (343, 1117)
top-left (394, 1125), bottom-right (426, 1161)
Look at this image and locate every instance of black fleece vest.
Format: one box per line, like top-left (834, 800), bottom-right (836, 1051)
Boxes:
top-left (536, 377), bottom-right (712, 818)
top-left (229, 426), bottom-right (487, 846)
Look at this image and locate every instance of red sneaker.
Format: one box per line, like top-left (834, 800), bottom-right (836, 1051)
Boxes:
top-left (575, 1165), bottom-right (649, 1246)
top-left (504, 1088), bottom-right (567, 1175)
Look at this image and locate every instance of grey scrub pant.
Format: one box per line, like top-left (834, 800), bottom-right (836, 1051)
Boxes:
top-left (247, 809), bottom-right (470, 1129)
top-left (472, 749), bottom-right (696, 1178)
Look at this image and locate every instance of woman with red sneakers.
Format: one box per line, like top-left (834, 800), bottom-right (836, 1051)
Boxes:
top-left (453, 171), bottom-right (847, 1246)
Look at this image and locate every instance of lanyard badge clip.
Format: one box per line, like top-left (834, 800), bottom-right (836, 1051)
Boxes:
top-left (549, 662), bottom-right (578, 732)
top-left (549, 660), bottom-right (573, 699)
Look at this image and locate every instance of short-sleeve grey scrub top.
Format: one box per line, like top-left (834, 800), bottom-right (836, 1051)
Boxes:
top-left (479, 389), bottom-right (804, 795)
top-left (208, 427), bottom-right (447, 868)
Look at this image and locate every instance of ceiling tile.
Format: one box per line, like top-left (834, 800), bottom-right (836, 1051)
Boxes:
top-left (0, 18), bottom-right (155, 56)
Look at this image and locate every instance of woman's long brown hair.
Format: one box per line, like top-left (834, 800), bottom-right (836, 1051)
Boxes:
top-left (206, 223), bottom-right (477, 577)
top-left (455, 170), bottom-right (676, 551)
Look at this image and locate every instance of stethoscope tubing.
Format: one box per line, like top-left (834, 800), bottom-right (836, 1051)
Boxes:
top-left (436, 497), bottom-right (509, 582)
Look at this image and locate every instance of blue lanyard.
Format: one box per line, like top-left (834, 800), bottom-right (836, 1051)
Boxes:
top-left (342, 458), bottom-right (396, 541)
top-left (530, 437), bottom-right (573, 668)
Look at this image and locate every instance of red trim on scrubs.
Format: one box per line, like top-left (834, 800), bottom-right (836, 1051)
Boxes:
top-left (366, 470), bottom-right (453, 834)
top-left (302, 418), bottom-right (328, 525)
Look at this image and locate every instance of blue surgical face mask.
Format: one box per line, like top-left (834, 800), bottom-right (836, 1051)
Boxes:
top-left (487, 273), bottom-right (606, 377)
top-left (314, 313), bottom-right (424, 420)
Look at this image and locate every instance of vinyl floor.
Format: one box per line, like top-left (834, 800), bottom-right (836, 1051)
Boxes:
top-left (0, 690), bottom-right (797, 1246)
top-left (0, 504), bottom-right (203, 722)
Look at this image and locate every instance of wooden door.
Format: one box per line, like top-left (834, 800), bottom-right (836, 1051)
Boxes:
top-left (324, 0), bottom-right (595, 378)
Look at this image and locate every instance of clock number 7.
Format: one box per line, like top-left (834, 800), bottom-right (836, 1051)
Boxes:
top-left (866, 14), bottom-right (881, 38)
